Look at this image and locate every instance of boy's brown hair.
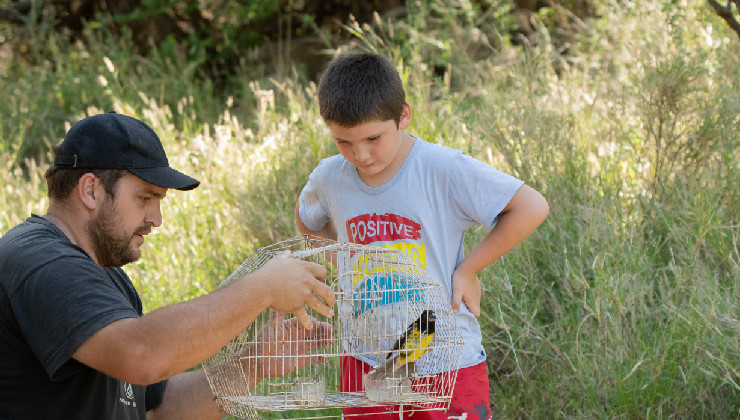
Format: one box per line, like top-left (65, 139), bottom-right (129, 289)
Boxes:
top-left (318, 52), bottom-right (406, 127)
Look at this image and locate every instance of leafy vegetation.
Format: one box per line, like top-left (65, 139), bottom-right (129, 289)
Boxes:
top-left (1, 0), bottom-right (738, 418)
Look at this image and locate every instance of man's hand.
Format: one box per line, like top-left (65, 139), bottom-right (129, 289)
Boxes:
top-left (451, 267), bottom-right (482, 317)
top-left (250, 252), bottom-right (335, 329)
top-left (247, 311), bottom-right (334, 382)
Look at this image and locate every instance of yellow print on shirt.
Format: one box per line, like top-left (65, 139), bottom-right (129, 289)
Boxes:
top-left (351, 242), bottom-right (426, 288)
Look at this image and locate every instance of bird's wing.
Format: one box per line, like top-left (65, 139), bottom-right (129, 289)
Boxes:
top-left (398, 332), bottom-right (435, 365)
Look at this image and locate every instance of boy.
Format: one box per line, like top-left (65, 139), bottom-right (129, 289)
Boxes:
top-left (295, 52), bottom-right (549, 418)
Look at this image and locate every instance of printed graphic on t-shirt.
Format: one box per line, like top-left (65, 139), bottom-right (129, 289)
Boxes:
top-left (118, 381), bottom-right (137, 409)
top-left (346, 212), bottom-right (422, 244)
top-left (341, 212), bottom-right (428, 365)
top-left (346, 212), bottom-right (427, 275)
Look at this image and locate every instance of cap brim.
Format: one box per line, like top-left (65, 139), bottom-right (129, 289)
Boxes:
top-left (128, 167), bottom-right (200, 191)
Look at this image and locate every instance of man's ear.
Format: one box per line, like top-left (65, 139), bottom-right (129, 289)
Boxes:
top-left (77, 173), bottom-right (100, 210)
top-left (399, 102), bottom-right (412, 130)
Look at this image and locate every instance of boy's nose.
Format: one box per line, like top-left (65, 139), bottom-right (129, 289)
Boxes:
top-left (355, 145), bottom-right (371, 162)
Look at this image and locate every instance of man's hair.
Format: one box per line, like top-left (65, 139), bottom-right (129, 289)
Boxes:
top-left (318, 52), bottom-right (406, 127)
top-left (45, 145), bottom-right (127, 199)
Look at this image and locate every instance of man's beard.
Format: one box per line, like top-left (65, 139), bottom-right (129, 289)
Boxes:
top-left (88, 197), bottom-right (150, 267)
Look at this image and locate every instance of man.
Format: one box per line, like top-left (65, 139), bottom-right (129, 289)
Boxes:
top-left (0, 111), bottom-right (335, 419)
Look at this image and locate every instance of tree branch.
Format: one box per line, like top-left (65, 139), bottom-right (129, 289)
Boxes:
top-left (708, 0), bottom-right (740, 38)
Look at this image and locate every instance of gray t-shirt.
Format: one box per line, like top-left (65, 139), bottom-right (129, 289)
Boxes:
top-left (299, 137), bottom-right (524, 369)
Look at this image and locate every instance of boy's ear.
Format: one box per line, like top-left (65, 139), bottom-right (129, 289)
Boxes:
top-left (399, 102), bottom-right (412, 130)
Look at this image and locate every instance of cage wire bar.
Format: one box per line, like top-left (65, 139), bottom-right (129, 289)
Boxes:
top-left (202, 236), bottom-right (464, 419)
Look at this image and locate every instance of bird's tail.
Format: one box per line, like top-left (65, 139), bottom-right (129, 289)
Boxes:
top-left (365, 357), bottom-right (417, 382)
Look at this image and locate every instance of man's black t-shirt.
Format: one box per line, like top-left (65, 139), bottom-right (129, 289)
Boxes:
top-left (0, 215), bottom-right (166, 418)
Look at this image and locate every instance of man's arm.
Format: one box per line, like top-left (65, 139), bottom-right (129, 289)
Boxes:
top-left (451, 184), bottom-right (549, 316)
top-left (147, 370), bottom-right (214, 420)
top-left (72, 254), bottom-right (335, 386)
top-left (295, 201), bottom-right (337, 240)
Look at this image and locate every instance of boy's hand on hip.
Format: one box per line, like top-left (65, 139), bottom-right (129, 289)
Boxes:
top-left (451, 268), bottom-right (481, 317)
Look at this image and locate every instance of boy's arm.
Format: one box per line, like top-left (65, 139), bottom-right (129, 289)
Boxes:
top-left (295, 201), bottom-right (337, 241)
top-left (451, 184), bottom-right (549, 316)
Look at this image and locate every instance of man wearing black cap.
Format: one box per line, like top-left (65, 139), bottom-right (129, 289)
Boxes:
top-left (0, 112), bottom-right (335, 419)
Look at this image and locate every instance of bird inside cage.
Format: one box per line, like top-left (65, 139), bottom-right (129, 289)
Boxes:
top-left (366, 309), bottom-right (437, 381)
top-left (361, 309), bottom-right (437, 402)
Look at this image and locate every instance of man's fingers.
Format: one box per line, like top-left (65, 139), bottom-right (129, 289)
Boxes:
top-left (311, 282), bottom-right (335, 312)
top-left (305, 290), bottom-right (334, 319)
top-left (305, 321), bottom-right (334, 349)
top-left (294, 307), bottom-right (314, 330)
top-left (312, 320), bottom-right (333, 336)
top-left (284, 316), bottom-right (333, 337)
top-left (306, 260), bottom-right (328, 281)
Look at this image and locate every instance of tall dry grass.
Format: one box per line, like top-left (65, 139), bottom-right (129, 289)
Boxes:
top-left (1, 0), bottom-right (737, 418)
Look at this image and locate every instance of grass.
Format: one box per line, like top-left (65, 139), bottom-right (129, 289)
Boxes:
top-left (1, 0), bottom-right (738, 418)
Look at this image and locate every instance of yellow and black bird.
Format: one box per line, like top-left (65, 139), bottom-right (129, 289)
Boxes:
top-left (366, 309), bottom-right (437, 381)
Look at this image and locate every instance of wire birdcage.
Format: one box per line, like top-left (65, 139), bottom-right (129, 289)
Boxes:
top-left (202, 236), bottom-right (464, 419)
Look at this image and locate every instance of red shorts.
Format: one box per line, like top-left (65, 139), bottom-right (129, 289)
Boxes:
top-left (340, 356), bottom-right (492, 419)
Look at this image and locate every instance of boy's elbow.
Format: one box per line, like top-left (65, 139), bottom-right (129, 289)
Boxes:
top-left (534, 192), bottom-right (549, 224)
top-left (295, 202), bottom-right (308, 235)
top-left (539, 199), bottom-right (549, 223)
top-left (521, 185), bottom-right (548, 225)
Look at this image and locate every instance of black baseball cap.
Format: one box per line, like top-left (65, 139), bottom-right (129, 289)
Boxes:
top-left (54, 111), bottom-right (200, 191)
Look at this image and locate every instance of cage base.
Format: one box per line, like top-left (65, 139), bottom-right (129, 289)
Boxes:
top-left (220, 391), bottom-right (449, 410)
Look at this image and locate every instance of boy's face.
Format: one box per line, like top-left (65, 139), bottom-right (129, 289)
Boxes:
top-left (328, 103), bottom-right (413, 187)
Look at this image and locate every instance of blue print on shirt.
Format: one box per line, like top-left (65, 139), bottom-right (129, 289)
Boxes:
top-left (352, 273), bottom-right (425, 317)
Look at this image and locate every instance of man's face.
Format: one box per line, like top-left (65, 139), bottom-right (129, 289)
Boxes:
top-left (88, 173), bottom-right (166, 267)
